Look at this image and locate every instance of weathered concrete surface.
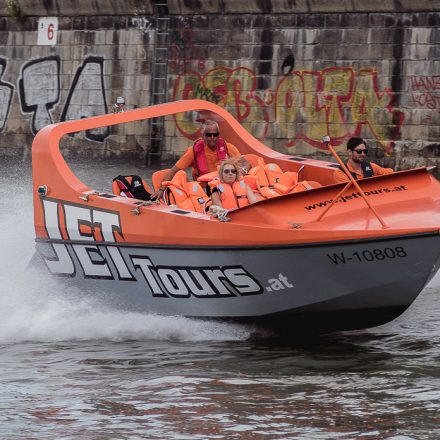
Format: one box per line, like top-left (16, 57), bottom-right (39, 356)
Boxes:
top-left (0, 1), bottom-right (154, 16)
top-left (0, 1), bottom-right (439, 174)
top-left (4, 1), bottom-right (440, 15)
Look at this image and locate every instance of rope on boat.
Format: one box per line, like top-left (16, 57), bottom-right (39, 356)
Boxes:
top-left (208, 205), bottom-right (231, 222)
top-left (130, 199), bottom-right (160, 215)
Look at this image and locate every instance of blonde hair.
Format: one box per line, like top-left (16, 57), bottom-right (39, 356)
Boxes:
top-left (218, 159), bottom-right (239, 183)
top-left (234, 156), bottom-right (251, 174)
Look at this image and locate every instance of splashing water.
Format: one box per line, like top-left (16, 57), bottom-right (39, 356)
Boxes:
top-left (0, 269), bottom-right (253, 343)
top-left (0, 161), bottom-right (253, 344)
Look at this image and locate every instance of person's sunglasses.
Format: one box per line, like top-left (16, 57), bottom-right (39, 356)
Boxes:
top-left (354, 149), bottom-right (368, 155)
top-left (223, 169), bottom-right (237, 174)
top-left (205, 132), bottom-right (219, 137)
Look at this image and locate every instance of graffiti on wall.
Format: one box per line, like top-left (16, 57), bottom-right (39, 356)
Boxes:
top-left (0, 58), bottom-right (14, 132)
top-left (173, 66), bottom-right (404, 152)
top-left (131, 16), bottom-right (153, 33)
top-left (60, 56), bottom-right (108, 142)
top-left (18, 56), bottom-right (60, 133)
top-left (0, 53), bottom-right (406, 151)
top-left (410, 75), bottom-right (440, 119)
top-left (170, 19), bottom-right (205, 74)
top-left (276, 67), bottom-right (404, 151)
top-left (3, 55), bottom-right (108, 141)
top-left (173, 67), bottom-right (270, 140)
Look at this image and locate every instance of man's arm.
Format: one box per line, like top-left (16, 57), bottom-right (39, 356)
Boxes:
top-left (175, 147), bottom-right (195, 170)
top-left (371, 163), bottom-right (393, 176)
top-left (227, 143), bottom-right (241, 157)
top-left (151, 147), bottom-right (195, 199)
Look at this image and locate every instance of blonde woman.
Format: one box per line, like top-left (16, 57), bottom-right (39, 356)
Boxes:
top-left (210, 159), bottom-right (258, 209)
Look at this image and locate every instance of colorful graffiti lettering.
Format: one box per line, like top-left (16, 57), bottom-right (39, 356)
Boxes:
top-left (172, 67), bottom-right (269, 140)
top-left (0, 51), bottom-right (406, 152)
top-left (173, 66), bottom-right (404, 152)
top-left (410, 75), bottom-right (440, 91)
top-left (410, 75), bottom-right (440, 118)
top-left (193, 83), bottom-right (221, 104)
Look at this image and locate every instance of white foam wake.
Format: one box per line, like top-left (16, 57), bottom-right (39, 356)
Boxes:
top-left (0, 265), bottom-right (253, 344)
top-left (0, 169), bottom-right (252, 344)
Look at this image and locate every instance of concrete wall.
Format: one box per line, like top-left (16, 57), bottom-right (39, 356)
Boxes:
top-left (0, 0), bottom-right (440, 171)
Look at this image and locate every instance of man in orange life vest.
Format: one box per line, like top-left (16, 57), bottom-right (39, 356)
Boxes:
top-left (151, 120), bottom-right (241, 199)
top-left (333, 137), bottom-right (393, 184)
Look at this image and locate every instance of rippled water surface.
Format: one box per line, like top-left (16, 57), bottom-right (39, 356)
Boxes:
top-left (1, 159), bottom-right (439, 439)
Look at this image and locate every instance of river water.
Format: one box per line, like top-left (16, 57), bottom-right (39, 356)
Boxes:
top-left (1, 158), bottom-right (439, 439)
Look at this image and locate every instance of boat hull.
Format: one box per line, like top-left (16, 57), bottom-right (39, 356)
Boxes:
top-left (30, 100), bottom-right (440, 332)
top-left (34, 232), bottom-right (440, 331)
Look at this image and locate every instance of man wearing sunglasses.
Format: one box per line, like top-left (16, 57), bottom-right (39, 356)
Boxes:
top-left (151, 119), bottom-right (240, 199)
top-left (333, 137), bottom-right (393, 184)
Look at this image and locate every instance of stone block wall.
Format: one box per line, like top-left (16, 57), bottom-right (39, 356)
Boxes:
top-left (0, 0), bottom-right (439, 172)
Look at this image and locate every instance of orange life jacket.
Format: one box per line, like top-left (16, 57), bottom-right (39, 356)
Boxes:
top-left (248, 165), bottom-right (277, 198)
top-left (262, 162), bottom-right (284, 186)
top-left (248, 158), bottom-right (299, 197)
top-left (243, 174), bottom-right (259, 191)
top-left (192, 138), bottom-right (229, 179)
top-left (197, 170), bottom-right (219, 183)
top-left (209, 179), bottom-right (250, 210)
top-left (162, 170), bottom-right (210, 213)
top-left (248, 161), bottom-right (270, 187)
top-left (290, 180), bottom-right (322, 193)
top-left (273, 171), bottom-right (298, 194)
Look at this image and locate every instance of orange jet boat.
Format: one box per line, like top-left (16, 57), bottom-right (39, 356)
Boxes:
top-left (32, 99), bottom-right (440, 332)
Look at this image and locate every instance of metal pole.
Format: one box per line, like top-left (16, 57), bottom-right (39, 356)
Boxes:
top-left (315, 181), bottom-right (353, 222)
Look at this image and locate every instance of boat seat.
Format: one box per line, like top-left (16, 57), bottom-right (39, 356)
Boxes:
top-left (249, 158), bottom-right (270, 188)
top-left (249, 157), bottom-right (300, 198)
top-left (162, 170), bottom-right (210, 213)
top-left (273, 171), bottom-right (299, 194)
top-left (197, 170), bottom-right (219, 183)
top-left (152, 168), bottom-right (171, 191)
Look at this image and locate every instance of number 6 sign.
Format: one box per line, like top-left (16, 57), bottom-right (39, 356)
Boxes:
top-left (37, 17), bottom-right (58, 45)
